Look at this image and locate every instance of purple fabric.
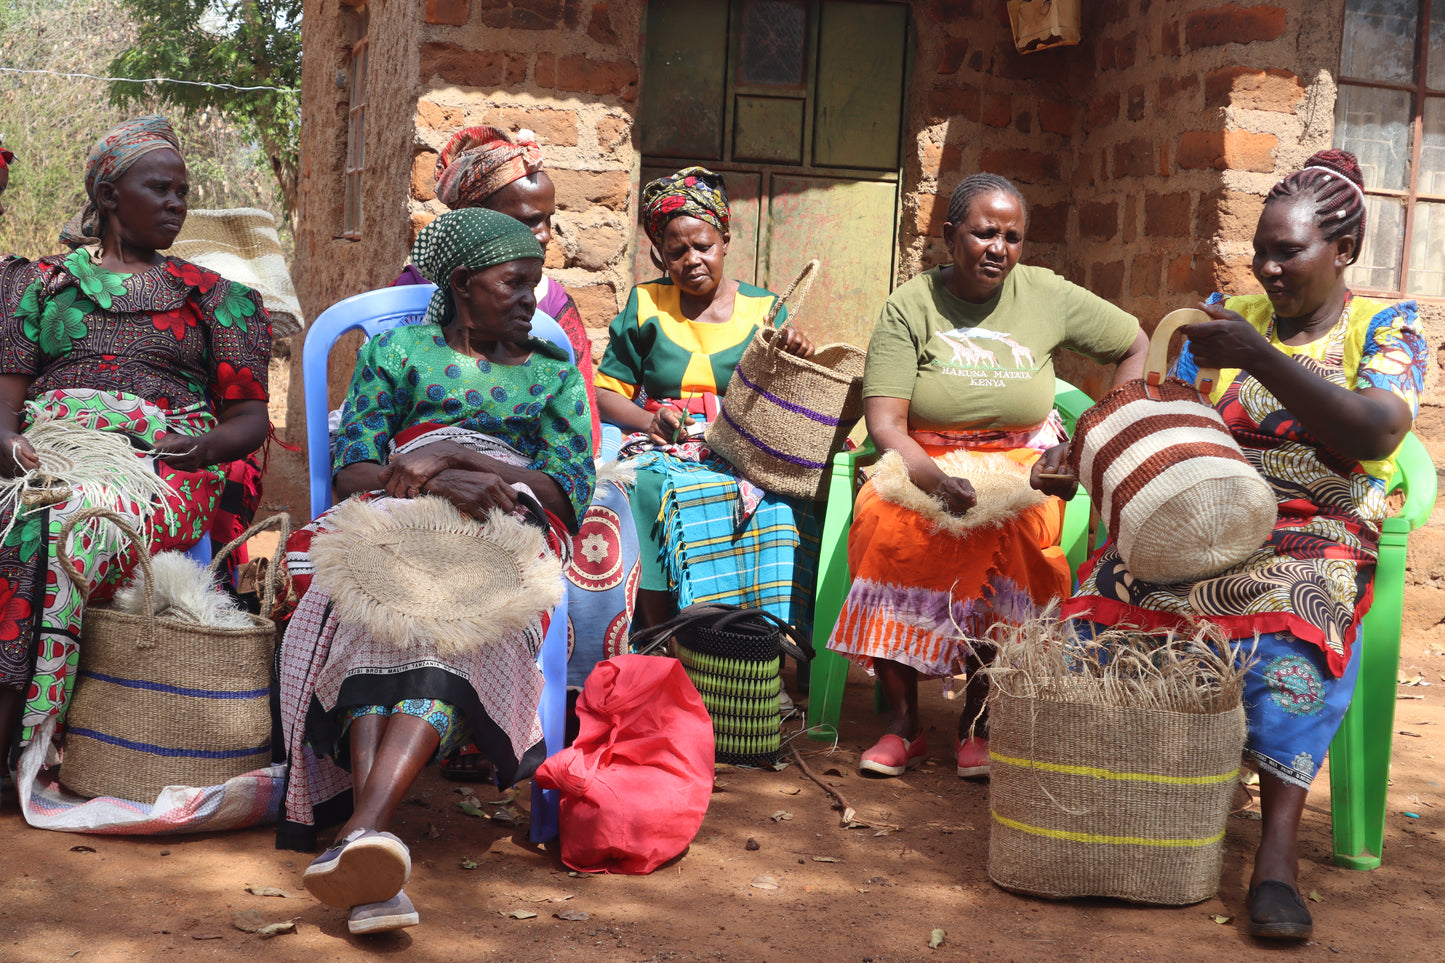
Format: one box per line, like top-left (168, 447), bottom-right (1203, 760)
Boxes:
top-left (391, 265), bottom-right (429, 287)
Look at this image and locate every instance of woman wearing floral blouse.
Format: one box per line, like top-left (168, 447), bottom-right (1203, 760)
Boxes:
top-left (0, 116), bottom-right (271, 779)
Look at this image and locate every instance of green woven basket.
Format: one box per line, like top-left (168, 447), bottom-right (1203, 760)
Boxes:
top-left (631, 603), bottom-right (811, 766)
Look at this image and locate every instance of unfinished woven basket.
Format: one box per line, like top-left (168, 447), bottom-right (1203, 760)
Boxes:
top-left (59, 510), bottom-right (289, 801)
top-left (1067, 308), bottom-right (1276, 584)
top-left (705, 260), bottom-right (867, 501)
top-left (986, 619), bottom-right (1248, 905)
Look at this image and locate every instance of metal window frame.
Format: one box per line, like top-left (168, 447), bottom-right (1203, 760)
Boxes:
top-left (1337, 0), bottom-right (1443, 300)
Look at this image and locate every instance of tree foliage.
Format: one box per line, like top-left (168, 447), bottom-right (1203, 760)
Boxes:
top-left (0, 0), bottom-right (289, 260)
top-left (107, 0), bottom-right (301, 218)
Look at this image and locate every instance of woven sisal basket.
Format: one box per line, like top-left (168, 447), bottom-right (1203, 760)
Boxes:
top-left (705, 260), bottom-right (867, 501)
top-left (631, 603), bottom-right (812, 767)
top-left (60, 510), bottom-right (289, 801)
top-left (1067, 308), bottom-right (1276, 584)
top-left (986, 620), bottom-right (1248, 905)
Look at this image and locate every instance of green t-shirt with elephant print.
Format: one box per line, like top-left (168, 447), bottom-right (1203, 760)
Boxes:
top-left (863, 265), bottom-right (1140, 433)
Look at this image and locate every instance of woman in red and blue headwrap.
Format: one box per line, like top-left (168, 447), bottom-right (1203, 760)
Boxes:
top-left (0, 116), bottom-right (272, 792)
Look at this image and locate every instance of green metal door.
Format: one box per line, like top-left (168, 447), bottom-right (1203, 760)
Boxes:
top-left (636, 0), bottom-right (910, 347)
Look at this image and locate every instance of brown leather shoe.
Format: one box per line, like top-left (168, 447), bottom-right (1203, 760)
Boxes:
top-left (1246, 879), bottom-right (1313, 940)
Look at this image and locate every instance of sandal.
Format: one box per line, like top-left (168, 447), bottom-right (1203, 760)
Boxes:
top-left (1246, 879), bottom-right (1313, 940)
top-left (440, 743), bottom-right (495, 783)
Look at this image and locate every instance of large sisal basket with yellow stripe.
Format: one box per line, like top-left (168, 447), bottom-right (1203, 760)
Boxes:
top-left (986, 621), bottom-right (1248, 905)
top-left (704, 260), bottom-right (867, 500)
top-left (1067, 308), bottom-right (1276, 584)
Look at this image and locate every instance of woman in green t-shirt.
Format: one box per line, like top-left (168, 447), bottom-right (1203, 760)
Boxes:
top-left (826, 172), bottom-right (1148, 780)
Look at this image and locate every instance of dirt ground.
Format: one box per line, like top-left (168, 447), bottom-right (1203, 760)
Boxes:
top-left (3, 433), bottom-right (1443, 963)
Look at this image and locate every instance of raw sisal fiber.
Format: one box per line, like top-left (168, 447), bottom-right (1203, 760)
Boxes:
top-left (868, 449), bottom-right (1046, 537)
top-left (984, 614), bottom-right (1250, 905)
top-left (307, 495), bottom-right (562, 658)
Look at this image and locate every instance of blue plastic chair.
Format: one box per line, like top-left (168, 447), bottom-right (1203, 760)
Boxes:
top-left (302, 283), bottom-right (572, 843)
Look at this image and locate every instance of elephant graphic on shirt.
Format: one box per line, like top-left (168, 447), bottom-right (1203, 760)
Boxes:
top-left (936, 327), bottom-right (1036, 370)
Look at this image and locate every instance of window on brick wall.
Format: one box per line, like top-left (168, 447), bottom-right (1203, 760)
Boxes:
top-left (341, 36), bottom-right (368, 239)
top-left (1334, 0), bottom-right (1444, 298)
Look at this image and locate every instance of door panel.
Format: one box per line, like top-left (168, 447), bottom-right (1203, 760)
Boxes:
top-left (764, 175), bottom-right (898, 345)
top-left (734, 97), bottom-right (806, 163)
top-left (814, 2), bottom-right (907, 170)
top-left (637, 0), bottom-right (729, 160)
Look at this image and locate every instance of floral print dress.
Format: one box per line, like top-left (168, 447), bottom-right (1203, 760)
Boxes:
top-left (0, 250), bottom-right (271, 746)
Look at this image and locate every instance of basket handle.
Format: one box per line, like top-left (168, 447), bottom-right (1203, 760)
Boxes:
top-left (763, 259), bottom-right (820, 331)
top-left (1146, 308), bottom-right (1217, 395)
top-left (56, 507), bottom-right (159, 648)
top-left (207, 512), bottom-right (293, 617)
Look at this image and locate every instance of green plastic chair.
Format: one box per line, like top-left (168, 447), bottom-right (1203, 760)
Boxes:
top-left (1328, 430), bottom-right (1436, 870)
top-left (804, 377), bottom-right (1095, 741)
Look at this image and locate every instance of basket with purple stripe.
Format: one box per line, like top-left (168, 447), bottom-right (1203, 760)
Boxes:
top-left (1066, 308), bottom-right (1276, 584)
top-left (58, 509), bottom-right (287, 802)
top-left (704, 260), bottom-right (867, 500)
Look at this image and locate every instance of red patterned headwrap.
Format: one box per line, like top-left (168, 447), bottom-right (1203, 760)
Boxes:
top-left (433, 126), bottom-right (545, 210)
top-left (0, 149), bottom-right (13, 169)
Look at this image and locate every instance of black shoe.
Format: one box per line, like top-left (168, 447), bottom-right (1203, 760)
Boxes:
top-left (1246, 879), bottom-right (1313, 940)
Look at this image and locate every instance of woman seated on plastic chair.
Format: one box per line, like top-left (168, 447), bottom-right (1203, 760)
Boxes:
top-left (1064, 151), bottom-right (1426, 942)
top-left (825, 172), bottom-right (1148, 781)
top-left (278, 209), bottom-right (593, 935)
top-left (594, 167), bottom-right (817, 633)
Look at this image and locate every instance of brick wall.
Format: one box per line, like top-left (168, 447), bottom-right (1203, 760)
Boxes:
top-left (412, 0), bottom-right (643, 348)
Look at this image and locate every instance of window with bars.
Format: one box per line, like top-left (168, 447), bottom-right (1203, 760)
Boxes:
top-left (1333, 0), bottom-right (1445, 299)
top-left (341, 36), bottom-right (368, 240)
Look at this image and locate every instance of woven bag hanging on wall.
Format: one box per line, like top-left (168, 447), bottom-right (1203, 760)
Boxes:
top-left (1067, 308), bottom-right (1277, 584)
top-left (704, 260), bottom-right (867, 501)
top-left (60, 510), bottom-right (289, 801)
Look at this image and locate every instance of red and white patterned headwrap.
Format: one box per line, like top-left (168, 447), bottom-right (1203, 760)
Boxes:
top-left (433, 126), bottom-right (545, 210)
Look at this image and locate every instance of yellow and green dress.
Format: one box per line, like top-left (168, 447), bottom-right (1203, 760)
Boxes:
top-left (596, 277), bottom-right (817, 629)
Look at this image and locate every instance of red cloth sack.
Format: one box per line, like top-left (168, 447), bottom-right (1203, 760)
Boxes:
top-left (533, 654), bottom-right (715, 874)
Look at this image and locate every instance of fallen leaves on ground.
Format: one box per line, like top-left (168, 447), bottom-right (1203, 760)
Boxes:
top-left (243, 884), bottom-right (290, 898)
top-left (504, 909), bottom-right (538, 920)
top-left (770, 810), bottom-right (793, 822)
top-left (555, 910), bottom-right (590, 921)
top-left (461, 857), bottom-right (479, 870)
top-left (750, 875), bottom-right (780, 891)
top-left (1210, 914), bottom-right (1233, 925)
top-left (229, 910), bottom-right (295, 937)
top-left (929, 928), bottom-right (946, 949)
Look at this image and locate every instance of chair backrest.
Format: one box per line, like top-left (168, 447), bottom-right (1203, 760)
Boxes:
top-left (302, 283), bottom-right (576, 519)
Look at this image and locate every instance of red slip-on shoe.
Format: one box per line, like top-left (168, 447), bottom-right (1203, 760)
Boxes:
top-left (954, 736), bottom-right (990, 778)
top-left (859, 733), bottom-right (928, 776)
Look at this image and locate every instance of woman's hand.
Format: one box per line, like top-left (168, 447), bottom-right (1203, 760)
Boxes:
top-left (775, 326), bottom-right (814, 358)
top-left (0, 429), bottom-right (40, 479)
top-left (377, 441), bottom-right (468, 498)
top-left (929, 475), bottom-right (978, 516)
top-left (151, 432), bottom-right (212, 473)
top-left (1030, 442), bottom-right (1079, 499)
top-left (647, 406), bottom-right (695, 445)
top-left (424, 468), bottom-right (519, 517)
top-left (1184, 302), bottom-right (1273, 372)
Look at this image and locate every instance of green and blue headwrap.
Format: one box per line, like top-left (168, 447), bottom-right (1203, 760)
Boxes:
top-left (411, 208), bottom-right (544, 327)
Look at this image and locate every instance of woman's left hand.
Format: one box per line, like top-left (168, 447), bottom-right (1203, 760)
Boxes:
top-left (424, 468), bottom-right (519, 516)
top-left (775, 326), bottom-right (814, 358)
top-left (1184, 302), bottom-right (1273, 371)
top-left (378, 442), bottom-right (468, 499)
top-left (1029, 442), bottom-right (1079, 499)
top-left (151, 432), bottom-right (212, 473)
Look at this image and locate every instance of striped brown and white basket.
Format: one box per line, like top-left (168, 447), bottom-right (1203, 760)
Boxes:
top-left (1067, 309), bottom-right (1276, 584)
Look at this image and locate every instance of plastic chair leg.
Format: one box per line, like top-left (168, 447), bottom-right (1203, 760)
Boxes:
top-left (185, 539), bottom-right (212, 566)
top-left (530, 590), bottom-right (568, 844)
top-left (1328, 531), bottom-right (1405, 870)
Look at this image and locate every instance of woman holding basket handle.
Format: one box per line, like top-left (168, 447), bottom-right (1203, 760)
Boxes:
top-left (595, 167), bottom-right (818, 632)
top-left (1065, 150), bottom-right (1426, 940)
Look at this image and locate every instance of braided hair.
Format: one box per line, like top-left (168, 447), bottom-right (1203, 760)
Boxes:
top-left (945, 172), bottom-right (1027, 229)
top-left (1264, 149), bottom-right (1367, 264)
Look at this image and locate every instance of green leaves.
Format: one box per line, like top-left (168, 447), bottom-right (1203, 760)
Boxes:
top-left (213, 283), bottom-right (257, 331)
top-left (37, 287), bottom-right (95, 358)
